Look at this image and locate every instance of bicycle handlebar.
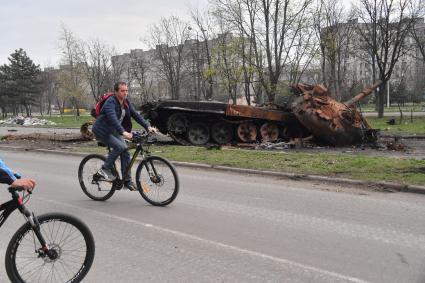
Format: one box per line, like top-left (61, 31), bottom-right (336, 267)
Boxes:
top-left (8, 173), bottom-right (33, 195)
top-left (131, 131), bottom-right (156, 144)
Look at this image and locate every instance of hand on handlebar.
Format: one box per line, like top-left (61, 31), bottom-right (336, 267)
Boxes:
top-left (148, 126), bottom-right (158, 134)
top-left (123, 131), bottom-right (133, 140)
top-left (11, 178), bottom-right (36, 192)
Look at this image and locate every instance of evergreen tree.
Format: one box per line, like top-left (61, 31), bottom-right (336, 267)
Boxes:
top-left (0, 49), bottom-right (42, 116)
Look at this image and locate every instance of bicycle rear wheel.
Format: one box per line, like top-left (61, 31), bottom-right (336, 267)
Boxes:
top-left (78, 154), bottom-right (116, 201)
top-left (135, 156), bottom-right (179, 206)
top-left (5, 213), bottom-right (95, 283)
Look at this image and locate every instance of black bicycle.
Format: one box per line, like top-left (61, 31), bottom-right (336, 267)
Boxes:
top-left (78, 132), bottom-right (179, 206)
top-left (1, 181), bottom-right (95, 282)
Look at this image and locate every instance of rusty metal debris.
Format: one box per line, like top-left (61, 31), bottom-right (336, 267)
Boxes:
top-left (386, 137), bottom-right (407, 151)
top-left (291, 81), bottom-right (382, 146)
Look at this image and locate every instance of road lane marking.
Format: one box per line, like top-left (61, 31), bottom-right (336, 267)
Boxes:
top-left (39, 197), bottom-right (369, 283)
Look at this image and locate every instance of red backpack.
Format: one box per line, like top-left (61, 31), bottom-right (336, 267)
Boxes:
top-left (91, 92), bottom-right (114, 118)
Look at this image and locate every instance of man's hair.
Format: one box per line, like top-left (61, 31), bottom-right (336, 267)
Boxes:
top-left (114, 81), bottom-right (127, 92)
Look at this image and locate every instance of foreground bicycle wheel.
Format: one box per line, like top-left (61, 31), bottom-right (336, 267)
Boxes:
top-left (78, 154), bottom-right (116, 201)
top-left (135, 156), bottom-right (179, 206)
top-left (5, 213), bottom-right (95, 283)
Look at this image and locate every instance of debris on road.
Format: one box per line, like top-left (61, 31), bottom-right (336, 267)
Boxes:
top-left (80, 121), bottom-right (95, 139)
top-left (0, 116), bottom-right (56, 126)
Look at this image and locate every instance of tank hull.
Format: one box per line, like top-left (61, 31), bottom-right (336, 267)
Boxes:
top-left (142, 101), bottom-right (308, 146)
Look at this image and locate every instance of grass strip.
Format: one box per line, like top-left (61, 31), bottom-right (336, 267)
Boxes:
top-left (367, 116), bottom-right (425, 135)
top-left (78, 145), bottom-right (425, 186)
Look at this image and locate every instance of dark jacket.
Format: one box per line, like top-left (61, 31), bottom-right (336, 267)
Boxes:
top-left (92, 95), bottom-right (150, 139)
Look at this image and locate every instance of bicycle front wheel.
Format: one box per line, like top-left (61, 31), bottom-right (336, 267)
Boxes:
top-left (78, 154), bottom-right (116, 201)
top-left (135, 156), bottom-right (179, 206)
top-left (5, 213), bottom-right (95, 283)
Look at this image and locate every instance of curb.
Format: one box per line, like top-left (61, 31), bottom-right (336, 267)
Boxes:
top-left (1, 145), bottom-right (424, 195)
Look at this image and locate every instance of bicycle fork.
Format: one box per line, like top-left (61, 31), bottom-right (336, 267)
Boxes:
top-left (21, 207), bottom-right (58, 260)
top-left (145, 160), bottom-right (163, 184)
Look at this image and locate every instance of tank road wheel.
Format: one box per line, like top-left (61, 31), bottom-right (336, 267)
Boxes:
top-left (260, 122), bottom-right (279, 142)
top-left (211, 122), bottom-right (233, 145)
top-left (167, 113), bottom-right (189, 135)
top-left (237, 122), bottom-right (257, 142)
top-left (280, 124), bottom-right (306, 140)
top-left (187, 123), bottom-right (210, 145)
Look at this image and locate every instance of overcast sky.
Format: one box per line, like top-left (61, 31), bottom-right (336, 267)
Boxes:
top-left (0, 0), bottom-right (209, 68)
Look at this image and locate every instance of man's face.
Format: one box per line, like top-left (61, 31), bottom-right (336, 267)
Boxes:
top-left (115, 84), bottom-right (128, 100)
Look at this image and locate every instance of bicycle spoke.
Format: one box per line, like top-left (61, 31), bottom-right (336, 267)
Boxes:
top-left (79, 154), bottom-right (116, 200)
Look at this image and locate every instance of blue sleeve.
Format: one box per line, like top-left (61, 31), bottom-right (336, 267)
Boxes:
top-left (0, 158), bottom-right (16, 185)
top-left (102, 97), bottom-right (125, 134)
top-left (128, 100), bottom-right (150, 130)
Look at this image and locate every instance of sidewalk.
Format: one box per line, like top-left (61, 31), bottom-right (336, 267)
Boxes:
top-left (1, 144), bottom-right (424, 195)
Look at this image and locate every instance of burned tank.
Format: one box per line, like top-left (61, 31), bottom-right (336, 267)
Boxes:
top-left (291, 81), bottom-right (382, 146)
top-left (141, 100), bottom-right (308, 146)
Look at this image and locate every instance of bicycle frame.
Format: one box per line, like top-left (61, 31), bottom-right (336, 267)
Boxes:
top-left (0, 189), bottom-right (26, 228)
top-left (0, 189), bottom-right (51, 255)
top-left (113, 139), bottom-right (156, 183)
top-left (122, 143), bottom-right (145, 180)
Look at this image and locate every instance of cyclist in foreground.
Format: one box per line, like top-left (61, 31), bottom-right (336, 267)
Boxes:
top-left (0, 156), bottom-right (95, 283)
top-left (92, 81), bottom-right (158, 191)
top-left (0, 158), bottom-right (35, 191)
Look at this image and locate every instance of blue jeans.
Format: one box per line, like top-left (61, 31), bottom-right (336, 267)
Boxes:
top-left (98, 133), bottom-right (131, 182)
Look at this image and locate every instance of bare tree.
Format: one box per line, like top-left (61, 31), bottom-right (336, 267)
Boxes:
top-left (313, 0), bottom-right (354, 100)
top-left (353, 0), bottom-right (423, 117)
top-left (130, 51), bottom-right (155, 103)
top-left (212, 0), bottom-right (259, 104)
top-left (213, 0), bottom-right (264, 105)
top-left (213, 32), bottom-right (244, 104)
top-left (40, 68), bottom-right (58, 116)
top-left (190, 8), bottom-right (216, 100)
top-left (110, 54), bottom-right (127, 88)
top-left (410, 16), bottom-right (425, 96)
top-left (79, 39), bottom-right (115, 101)
top-left (213, 0), bottom-right (313, 103)
top-left (58, 25), bottom-right (87, 117)
top-left (286, 19), bottom-right (318, 85)
top-left (148, 16), bottom-right (191, 100)
top-left (186, 26), bottom-right (204, 100)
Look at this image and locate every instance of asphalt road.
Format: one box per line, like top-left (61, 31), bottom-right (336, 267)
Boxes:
top-left (362, 111), bottom-right (425, 117)
top-left (0, 150), bottom-right (425, 283)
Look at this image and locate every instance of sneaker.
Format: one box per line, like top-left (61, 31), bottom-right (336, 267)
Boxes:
top-left (124, 181), bottom-right (137, 191)
top-left (97, 168), bottom-right (116, 181)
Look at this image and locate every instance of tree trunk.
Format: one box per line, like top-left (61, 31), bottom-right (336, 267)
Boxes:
top-left (24, 104), bottom-right (30, 117)
top-left (377, 81), bottom-right (385, 118)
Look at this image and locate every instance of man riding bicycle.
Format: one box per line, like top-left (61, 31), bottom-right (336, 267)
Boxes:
top-left (92, 81), bottom-right (157, 191)
top-left (0, 157), bottom-right (35, 191)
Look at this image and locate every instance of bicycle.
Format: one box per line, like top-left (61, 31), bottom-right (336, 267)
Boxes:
top-left (78, 131), bottom-right (179, 206)
top-left (1, 178), bottom-right (95, 283)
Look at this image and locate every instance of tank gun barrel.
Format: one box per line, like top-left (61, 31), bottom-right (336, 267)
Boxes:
top-left (344, 80), bottom-right (382, 107)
